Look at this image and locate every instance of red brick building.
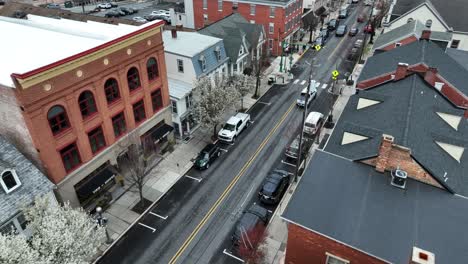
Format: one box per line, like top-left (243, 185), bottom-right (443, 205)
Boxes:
top-left (192, 0), bottom-right (303, 55)
top-left (0, 15), bottom-right (173, 208)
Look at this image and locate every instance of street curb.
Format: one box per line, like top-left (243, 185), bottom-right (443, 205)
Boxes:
top-left (92, 164), bottom-right (193, 264)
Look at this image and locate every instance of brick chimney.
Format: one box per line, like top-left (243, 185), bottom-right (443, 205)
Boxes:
top-left (171, 28), bottom-right (177, 38)
top-left (375, 134), bottom-right (394, 173)
top-left (410, 247), bottom-right (435, 264)
top-left (394, 63), bottom-right (409, 81)
top-left (420, 30), bottom-right (431, 40)
top-left (424, 67), bottom-right (438, 86)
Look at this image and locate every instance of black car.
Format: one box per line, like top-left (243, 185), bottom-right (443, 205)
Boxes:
top-left (336, 25), bottom-right (348, 36)
top-left (349, 27), bottom-right (359, 36)
top-left (258, 170), bottom-right (290, 204)
top-left (232, 204), bottom-right (269, 248)
top-left (105, 11), bottom-right (121, 17)
top-left (108, 2), bottom-right (118, 7)
top-left (327, 19), bottom-right (339, 31)
top-left (144, 14), bottom-right (170, 22)
top-left (194, 143), bottom-right (221, 169)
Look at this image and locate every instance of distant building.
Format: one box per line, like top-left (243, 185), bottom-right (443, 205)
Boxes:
top-left (163, 30), bottom-right (228, 137)
top-left (0, 135), bottom-right (55, 236)
top-left (0, 14), bottom-right (173, 209)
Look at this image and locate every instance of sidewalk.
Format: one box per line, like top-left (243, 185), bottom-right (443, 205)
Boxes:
top-left (94, 48), bottom-right (308, 260)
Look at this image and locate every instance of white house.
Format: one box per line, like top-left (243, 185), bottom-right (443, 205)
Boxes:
top-left (163, 30), bottom-right (229, 137)
top-left (385, 0), bottom-right (468, 51)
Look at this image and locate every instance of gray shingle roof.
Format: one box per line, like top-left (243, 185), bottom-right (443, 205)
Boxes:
top-left (358, 40), bottom-right (468, 97)
top-left (0, 135), bottom-right (54, 224)
top-left (446, 48), bottom-right (468, 71)
top-left (282, 150), bottom-right (468, 264)
top-left (198, 13), bottom-right (263, 62)
top-left (390, 0), bottom-right (468, 32)
top-left (374, 20), bottom-right (451, 50)
top-left (325, 75), bottom-right (468, 196)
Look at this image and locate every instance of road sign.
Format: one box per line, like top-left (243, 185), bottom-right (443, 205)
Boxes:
top-left (314, 45), bottom-right (321, 51)
top-left (332, 70), bottom-right (340, 77)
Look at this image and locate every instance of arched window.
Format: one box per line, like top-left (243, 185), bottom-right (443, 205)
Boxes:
top-left (47, 105), bottom-right (70, 135)
top-left (425, 19), bottom-right (432, 28)
top-left (78, 91), bottom-right (97, 118)
top-left (1, 170), bottom-right (21, 194)
top-left (104, 78), bottom-right (120, 104)
top-left (147, 58), bottom-right (159, 81)
top-left (127, 67), bottom-right (141, 91)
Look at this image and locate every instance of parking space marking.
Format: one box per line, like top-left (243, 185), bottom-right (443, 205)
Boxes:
top-left (300, 80), bottom-right (306, 85)
top-left (249, 120), bottom-right (255, 124)
top-left (321, 83), bottom-right (328, 89)
top-left (293, 79), bottom-right (299, 84)
top-left (138, 223), bottom-right (156, 233)
top-left (281, 160), bottom-right (297, 167)
top-left (223, 249), bottom-right (245, 262)
top-left (257, 101), bottom-right (271, 105)
top-left (149, 212), bottom-right (168, 220)
top-left (220, 148), bottom-right (229, 152)
top-left (240, 185), bottom-right (255, 208)
top-left (185, 175), bottom-right (202, 182)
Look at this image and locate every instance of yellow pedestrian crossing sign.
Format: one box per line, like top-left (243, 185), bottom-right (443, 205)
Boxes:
top-left (332, 70), bottom-right (339, 80)
top-left (314, 44), bottom-right (321, 51)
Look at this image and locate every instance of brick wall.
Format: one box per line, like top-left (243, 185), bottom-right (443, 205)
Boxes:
top-left (10, 27), bottom-right (170, 184)
top-left (286, 223), bottom-right (387, 264)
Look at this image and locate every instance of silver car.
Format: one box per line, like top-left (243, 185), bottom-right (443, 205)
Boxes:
top-left (296, 81), bottom-right (318, 107)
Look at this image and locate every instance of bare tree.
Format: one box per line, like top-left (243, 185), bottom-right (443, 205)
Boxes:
top-left (192, 75), bottom-right (238, 140)
top-left (228, 74), bottom-right (256, 111)
top-left (370, 0), bottom-right (391, 43)
top-left (116, 133), bottom-right (152, 209)
top-left (302, 12), bottom-right (319, 44)
top-left (250, 48), bottom-right (269, 99)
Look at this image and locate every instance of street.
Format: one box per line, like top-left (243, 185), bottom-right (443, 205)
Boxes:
top-left (97, 3), bottom-right (366, 264)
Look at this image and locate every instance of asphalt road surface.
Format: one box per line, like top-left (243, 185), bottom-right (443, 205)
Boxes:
top-left (97, 4), bottom-right (367, 264)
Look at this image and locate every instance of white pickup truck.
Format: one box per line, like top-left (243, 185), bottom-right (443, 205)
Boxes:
top-left (218, 113), bottom-right (251, 143)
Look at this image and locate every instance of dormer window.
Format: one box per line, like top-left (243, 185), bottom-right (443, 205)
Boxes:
top-left (1, 170), bottom-right (21, 194)
top-left (215, 46), bottom-right (221, 61)
top-left (199, 55), bottom-right (207, 71)
top-left (239, 46), bottom-right (244, 56)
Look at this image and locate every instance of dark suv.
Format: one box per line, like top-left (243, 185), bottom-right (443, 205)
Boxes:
top-left (232, 204), bottom-right (269, 248)
top-left (194, 143), bottom-right (221, 169)
top-left (258, 170), bottom-right (290, 204)
top-left (327, 19), bottom-right (339, 31)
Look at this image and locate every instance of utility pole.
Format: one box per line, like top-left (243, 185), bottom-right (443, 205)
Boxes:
top-left (294, 74), bottom-right (314, 183)
top-left (358, 0), bottom-right (375, 63)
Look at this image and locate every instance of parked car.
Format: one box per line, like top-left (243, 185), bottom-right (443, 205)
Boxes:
top-left (327, 19), bottom-right (339, 31)
top-left (336, 25), bottom-right (348, 36)
top-left (357, 14), bottom-right (366, 23)
top-left (304, 111), bottom-right (324, 135)
top-left (364, 24), bottom-right (373, 33)
top-left (97, 3), bottom-right (112, 9)
top-left (314, 36), bottom-right (326, 47)
top-left (347, 47), bottom-right (360, 61)
top-left (319, 29), bottom-right (329, 40)
top-left (108, 2), bottom-right (118, 7)
top-left (349, 27), bottom-right (359, 36)
top-left (89, 7), bottom-right (101, 13)
top-left (132, 16), bottom-right (147, 23)
top-left (194, 143), bottom-right (221, 170)
top-left (354, 39), bottom-right (364, 49)
top-left (338, 9), bottom-right (348, 19)
top-left (352, 0), bottom-right (359, 3)
top-left (218, 113), bottom-right (250, 143)
top-left (232, 204), bottom-right (269, 248)
top-left (105, 10), bottom-right (120, 17)
top-left (46, 3), bottom-right (61, 9)
top-left (143, 14), bottom-right (159, 21)
top-left (285, 135), bottom-right (311, 160)
top-left (128, 7), bottom-right (138, 13)
top-left (296, 81), bottom-right (318, 107)
top-left (118, 7), bottom-right (132, 14)
top-left (258, 170), bottom-right (290, 204)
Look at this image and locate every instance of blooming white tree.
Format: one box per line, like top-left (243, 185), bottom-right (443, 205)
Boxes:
top-left (0, 196), bottom-right (105, 264)
top-left (192, 75), bottom-right (238, 139)
top-left (228, 74), bottom-right (256, 111)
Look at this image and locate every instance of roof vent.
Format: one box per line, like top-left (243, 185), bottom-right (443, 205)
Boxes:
top-left (391, 168), bottom-right (407, 189)
top-left (410, 246), bottom-right (435, 264)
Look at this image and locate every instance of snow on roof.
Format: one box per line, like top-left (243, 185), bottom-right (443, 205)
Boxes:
top-left (0, 15), bottom-right (161, 87)
top-left (162, 30), bottom-right (223, 57)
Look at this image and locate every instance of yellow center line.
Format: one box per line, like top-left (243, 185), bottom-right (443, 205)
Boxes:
top-left (168, 101), bottom-right (297, 264)
top-left (329, 35), bottom-right (347, 59)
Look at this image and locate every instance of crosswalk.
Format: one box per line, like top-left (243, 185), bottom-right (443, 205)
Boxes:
top-left (293, 79), bottom-right (329, 90)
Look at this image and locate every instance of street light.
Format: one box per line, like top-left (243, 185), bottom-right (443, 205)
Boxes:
top-left (96, 207), bottom-right (114, 245)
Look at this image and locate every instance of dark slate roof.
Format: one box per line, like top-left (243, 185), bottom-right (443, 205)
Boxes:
top-left (373, 20), bottom-right (451, 50)
top-left (358, 40), bottom-right (468, 96)
top-left (0, 135), bottom-right (54, 224)
top-left (446, 48), bottom-right (468, 71)
top-left (0, 1), bottom-right (140, 26)
top-left (282, 150), bottom-right (468, 264)
top-left (325, 75), bottom-right (468, 196)
top-left (390, 0), bottom-right (468, 32)
top-left (198, 13), bottom-right (264, 62)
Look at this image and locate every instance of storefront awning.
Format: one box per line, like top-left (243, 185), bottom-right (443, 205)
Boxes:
top-left (76, 168), bottom-right (115, 199)
top-left (151, 123), bottom-right (174, 143)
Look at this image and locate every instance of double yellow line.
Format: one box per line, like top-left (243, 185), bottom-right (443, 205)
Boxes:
top-left (169, 101), bottom-right (297, 264)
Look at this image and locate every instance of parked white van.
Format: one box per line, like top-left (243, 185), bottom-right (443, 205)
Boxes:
top-left (304, 112), bottom-right (324, 135)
